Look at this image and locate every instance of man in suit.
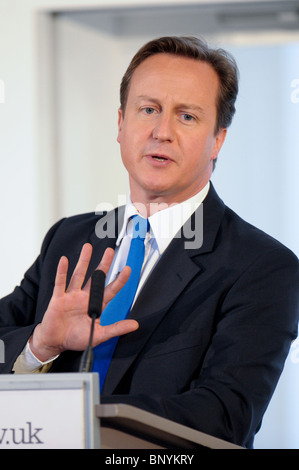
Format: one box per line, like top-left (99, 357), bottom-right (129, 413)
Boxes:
top-left (0, 36), bottom-right (298, 448)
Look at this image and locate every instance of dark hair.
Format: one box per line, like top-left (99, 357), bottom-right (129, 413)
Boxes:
top-left (120, 36), bottom-right (239, 134)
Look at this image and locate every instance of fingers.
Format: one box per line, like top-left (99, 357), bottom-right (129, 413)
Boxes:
top-left (83, 247), bottom-right (116, 294)
top-left (102, 265), bottom-right (131, 309)
top-left (53, 256), bottom-right (69, 297)
top-left (67, 243), bottom-right (93, 291)
top-left (53, 245), bottom-right (117, 296)
top-left (95, 247), bottom-right (115, 275)
top-left (108, 319), bottom-right (139, 338)
top-left (94, 319), bottom-right (139, 345)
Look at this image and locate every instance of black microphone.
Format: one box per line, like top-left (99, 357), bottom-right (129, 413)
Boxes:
top-left (79, 269), bottom-right (106, 373)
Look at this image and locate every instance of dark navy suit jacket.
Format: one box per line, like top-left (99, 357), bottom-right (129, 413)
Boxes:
top-left (1, 183), bottom-right (298, 448)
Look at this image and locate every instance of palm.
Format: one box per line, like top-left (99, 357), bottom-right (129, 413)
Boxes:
top-left (45, 282), bottom-right (93, 351)
top-left (31, 244), bottom-right (138, 361)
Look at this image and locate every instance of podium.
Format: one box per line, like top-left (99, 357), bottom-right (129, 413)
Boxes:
top-left (0, 373), bottom-right (242, 449)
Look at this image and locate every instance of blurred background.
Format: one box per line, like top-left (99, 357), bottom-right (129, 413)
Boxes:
top-left (0, 0), bottom-right (298, 448)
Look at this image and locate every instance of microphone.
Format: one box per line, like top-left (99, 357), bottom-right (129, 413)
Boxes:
top-left (79, 269), bottom-right (106, 373)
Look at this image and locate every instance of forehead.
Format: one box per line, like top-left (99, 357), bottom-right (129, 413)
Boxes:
top-left (128, 53), bottom-right (220, 106)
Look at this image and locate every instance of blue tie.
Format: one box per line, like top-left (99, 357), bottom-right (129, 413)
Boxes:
top-left (92, 215), bottom-right (149, 391)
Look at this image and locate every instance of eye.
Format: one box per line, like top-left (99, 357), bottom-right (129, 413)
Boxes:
top-left (181, 113), bottom-right (195, 122)
top-left (142, 107), bottom-right (156, 115)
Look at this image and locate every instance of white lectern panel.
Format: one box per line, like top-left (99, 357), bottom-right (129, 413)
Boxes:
top-left (0, 373), bottom-right (100, 449)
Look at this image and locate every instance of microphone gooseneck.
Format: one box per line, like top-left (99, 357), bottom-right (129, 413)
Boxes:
top-left (79, 270), bottom-right (106, 373)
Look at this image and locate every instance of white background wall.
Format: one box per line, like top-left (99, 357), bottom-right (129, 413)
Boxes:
top-left (0, 0), bottom-right (298, 448)
top-left (0, 1), bottom-right (38, 295)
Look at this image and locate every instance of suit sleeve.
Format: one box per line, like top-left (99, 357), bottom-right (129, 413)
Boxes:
top-left (101, 247), bottom-right (299, 448)
top-left (0, 219), bottom-right (66, 373)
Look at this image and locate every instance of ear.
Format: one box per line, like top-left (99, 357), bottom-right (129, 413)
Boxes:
top-left (117, 108), bottom-right (123, 143)
top-left (211, 128), bottom-right (227, 161)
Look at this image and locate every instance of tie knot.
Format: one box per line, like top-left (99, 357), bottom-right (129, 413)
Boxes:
top-left (132, 215), bottom-right (149, 240)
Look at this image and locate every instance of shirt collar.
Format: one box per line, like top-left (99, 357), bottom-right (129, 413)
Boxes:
top-left (116, 182), bottom-right (210, 255)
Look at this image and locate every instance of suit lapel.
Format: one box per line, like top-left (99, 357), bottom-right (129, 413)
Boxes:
top-left (65, 206), bottom-right (126, 287)
top-left (87, 205), bottom-right (126, 277)
top-left (102, 235), bottom-right (201, 394)
top-left (103, 183), bottom-right (226, 394)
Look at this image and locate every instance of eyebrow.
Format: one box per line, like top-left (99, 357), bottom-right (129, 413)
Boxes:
top-left (136, 95), bottom-right (206, 115)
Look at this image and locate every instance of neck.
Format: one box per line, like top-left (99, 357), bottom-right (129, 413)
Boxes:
top-left (130, 184), bottom-right (210, 218)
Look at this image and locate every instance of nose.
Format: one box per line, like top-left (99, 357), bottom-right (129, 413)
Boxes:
top-left (152, 112), bottom-right (174, 142)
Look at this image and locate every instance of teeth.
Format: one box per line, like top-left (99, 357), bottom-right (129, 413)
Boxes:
top-left (153, 156), bottom-right (166, 161)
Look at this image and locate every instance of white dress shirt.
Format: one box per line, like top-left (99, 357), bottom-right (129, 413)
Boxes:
top-left (13, 182), bottom-right (210, 373)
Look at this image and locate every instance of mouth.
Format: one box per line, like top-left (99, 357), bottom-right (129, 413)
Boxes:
top-left (145, 154), bottom-right (173, 165)
top-left (152, 156), bottom-right (168, 162)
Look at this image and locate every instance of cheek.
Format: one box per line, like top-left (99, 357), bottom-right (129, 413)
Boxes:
top-left (119, 133), bottom-right (139, 173)
top-left (183, 139), bottom-right (207, 161)
top-left (120, 127), bottom-right (148, 163)
top-left (191, 134), bottom-right (216, 160)
top-left (118, 125), bottom-right (132, 157)
top-left (181, 140), bottom-right (214, 174)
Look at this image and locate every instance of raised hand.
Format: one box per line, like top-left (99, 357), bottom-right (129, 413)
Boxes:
top-left (30, 244), bottom-right (138, 362)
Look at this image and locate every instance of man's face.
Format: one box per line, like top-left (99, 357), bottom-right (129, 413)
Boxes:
top-left (117, 53), bottom-right (226, 206)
